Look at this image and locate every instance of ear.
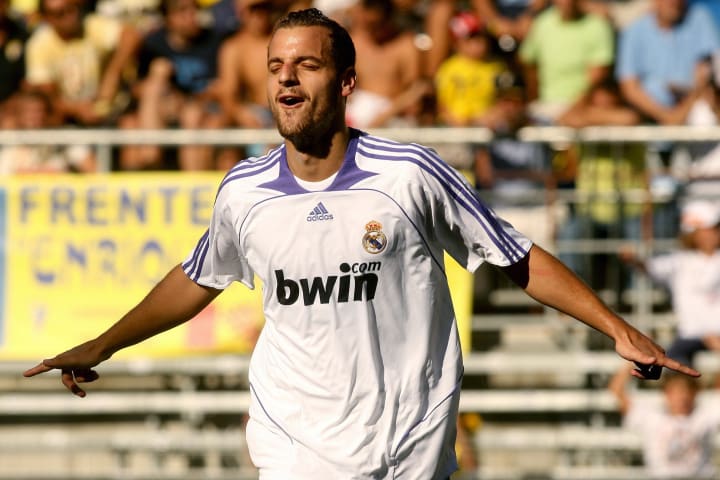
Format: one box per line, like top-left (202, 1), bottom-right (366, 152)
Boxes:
top-left (340, 67), bottom-right (356, 98)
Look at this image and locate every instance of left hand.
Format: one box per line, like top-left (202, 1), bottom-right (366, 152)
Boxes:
top-left (614, 326), bottom-right (700, 379)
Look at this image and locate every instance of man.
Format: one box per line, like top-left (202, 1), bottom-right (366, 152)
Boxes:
top-left (345, 0), bottom-right (429, 128)
top-left (519, 0), bottom-right (614, 124)
top-left (217, 0), bottom-right (277, 130)
top-left (25, 0), bottom-right (139, 125)
top-left (215, 0), bottom-right (279, 165)
top-left (24, 8), bottom-right (699, 479)
top-left (118, 0), bottom-right (227, 170)
top-left (616, 0), bottom-right (720, 125)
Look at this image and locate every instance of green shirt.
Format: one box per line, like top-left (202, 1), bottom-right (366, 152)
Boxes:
top-left (520, 9), bottom-right (614, 103)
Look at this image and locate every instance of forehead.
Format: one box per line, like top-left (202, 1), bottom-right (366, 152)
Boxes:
top-left (268, 26), bottom-right (331, 60)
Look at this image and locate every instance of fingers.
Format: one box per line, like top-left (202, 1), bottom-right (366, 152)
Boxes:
top-left (22, 361), bottom-right (54, 377)
top-left (24, 359), bottom-right (100, 397)
top-left (660, 356), bottom-right (701, 378)
top-left (61, 369), bottom-right (87, 398)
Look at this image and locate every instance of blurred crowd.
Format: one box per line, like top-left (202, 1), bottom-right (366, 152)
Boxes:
top-left (0, 0), bottom-right (719, 173)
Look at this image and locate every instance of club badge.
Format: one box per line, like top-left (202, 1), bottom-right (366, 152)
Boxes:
top-left (362, 220), bottom-right (387, 254)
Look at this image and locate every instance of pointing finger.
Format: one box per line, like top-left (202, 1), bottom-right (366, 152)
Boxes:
top-left (23, 362), bottom-right (55, 377)
top-left (661, 357), bottom-right (701, 378)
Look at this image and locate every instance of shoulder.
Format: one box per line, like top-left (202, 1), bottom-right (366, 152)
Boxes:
top-left (532, 8), bottom-right (559, 28)
top-left (215, 146), bottom-right (285, 198)
top-left (27, 24), bottom-right (55, 48)
top-left (582, 12), bottom-right (613, 31)
top-left (622, 12), bottom-right (654, 38)
top-left (356, 133), bottom-right (456, 184)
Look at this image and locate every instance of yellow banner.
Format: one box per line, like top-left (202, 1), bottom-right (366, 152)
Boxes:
top-left (0, 173), bottom-right (472, 359)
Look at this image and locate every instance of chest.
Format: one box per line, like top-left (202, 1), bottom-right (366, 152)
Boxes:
top-left (238, 191), bottom-right (423, 278)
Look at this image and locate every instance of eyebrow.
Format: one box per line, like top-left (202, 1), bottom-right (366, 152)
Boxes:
top-left (267, 55), bottom-right (325, 66)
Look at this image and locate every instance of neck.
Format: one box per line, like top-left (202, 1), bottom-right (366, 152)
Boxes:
top-left (285, 127), bottom-right (350, 182)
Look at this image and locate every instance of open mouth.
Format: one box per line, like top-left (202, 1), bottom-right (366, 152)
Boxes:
top-left (278, 94), bottom-right (304, 107)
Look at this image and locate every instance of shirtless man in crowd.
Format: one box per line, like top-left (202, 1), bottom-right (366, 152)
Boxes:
top-left (346, 0), bottom-right (430, 128)
top-left (215, 0), bottom-right (284, 164)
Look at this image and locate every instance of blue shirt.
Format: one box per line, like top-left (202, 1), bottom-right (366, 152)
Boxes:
top-left (616, 4), bottom-right (720, 106)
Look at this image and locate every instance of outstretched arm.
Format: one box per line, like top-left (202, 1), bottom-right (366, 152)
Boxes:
top-left (501, 245), bottom-right (699, 378)
top-left (23, 265), bottom-right (222, 396)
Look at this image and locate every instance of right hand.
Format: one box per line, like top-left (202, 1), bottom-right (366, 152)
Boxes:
top-left (23, 340), bottom-right (109, 397)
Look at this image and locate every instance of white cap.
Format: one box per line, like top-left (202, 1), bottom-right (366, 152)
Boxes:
top-left (681, 200), bottom-right (720, 233)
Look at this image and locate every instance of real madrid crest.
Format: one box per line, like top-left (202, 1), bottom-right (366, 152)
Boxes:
top-left (362, 220), bottom-right (387, 254)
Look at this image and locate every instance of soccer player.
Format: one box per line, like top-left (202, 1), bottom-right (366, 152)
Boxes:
top-left (24, 8), bottom-right (699, 479)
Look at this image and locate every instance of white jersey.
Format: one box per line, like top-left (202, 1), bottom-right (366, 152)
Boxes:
top-left (183, 129), bottom-right (532, 479)
top-left (647, 250), bottom-right (720, 338)
top-left (625, 397), bottom-right (720, 478)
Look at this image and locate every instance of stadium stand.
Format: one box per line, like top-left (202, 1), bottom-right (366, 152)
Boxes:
top-left (3, 125), bottom-right (720, 479)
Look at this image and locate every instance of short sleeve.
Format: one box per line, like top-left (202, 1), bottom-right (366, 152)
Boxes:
top-left (586, 16), bottom-right (614, 67)
top-left (419, 148), bottom-right (533, 272)
top-left (25, 28), bottom-right (54, 85)
top-left (182, 193), bottom-right (254, 290)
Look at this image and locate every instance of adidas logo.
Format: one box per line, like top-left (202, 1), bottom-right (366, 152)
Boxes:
top-left (306, 202), bottom-right (334, 222)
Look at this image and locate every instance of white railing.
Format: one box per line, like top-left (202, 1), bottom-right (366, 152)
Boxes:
top-left (2, 125), bottom-right (720, 171)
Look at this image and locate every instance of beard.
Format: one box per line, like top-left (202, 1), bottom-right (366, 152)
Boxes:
top-left (273, 91), bottom-right (343, 155)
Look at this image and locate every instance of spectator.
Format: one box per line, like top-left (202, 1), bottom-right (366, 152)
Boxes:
top-left (0, 0), bottom-right (29, 125)
top-left (555, 79), bottom-right (646, 291)
top-left (216, 0), bottom-right (280, 165)
top-left (346, 0), bottom-right (430, 128)
top-left (621, 199), bottom-right (720, 367)
top-left (118, 0), bottom-right (227, 170)
top-left (518, 0), bottom-right (614, 125)
top-left (25, 0), bottom-right (140, 125)
top-left (434, 10), bottom-right (508, 127)
top-left (609, 363), bottom-right (720, 479)
top-left (0, 90), bottom-right (97, 173)
top-left (217, 0), bottom-right (275, 129)
top-left (616, 0), bottom-right (720, 126)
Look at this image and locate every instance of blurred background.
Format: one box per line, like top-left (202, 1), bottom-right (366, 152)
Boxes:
top-left (1, 0), bottom-right (720, 477)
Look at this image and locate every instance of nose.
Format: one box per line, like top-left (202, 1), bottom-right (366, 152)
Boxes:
top-left (278, 63), bottom-right (299, 86)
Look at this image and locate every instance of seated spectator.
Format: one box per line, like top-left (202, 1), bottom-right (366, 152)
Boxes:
top-left (518, 0), bottom-right (614, 125)
top-left (0, 0), bottom-right (30, 126)
top-left (616, 0), bottom-right (720, 126)
top-left (434, 11), bottom-right (508, 127)
top-left (609, 363), bottom-right (720, 479)
top-left (555, 79), bottom-right (645, 291)
top-left (216, 0), bottom-right (279, 165)
top-left (621, 199), bottom-right (720, 368)
top-left (0, 90), bottom-right (97, 173)
top-left (118, 0), bottom-right (227, 170)
top-left (346, 0), bottom-right (430, 128)
top-left (25, 0), bottom-right (141, 126)
top-left (217, 0), bottom-right (274, 129)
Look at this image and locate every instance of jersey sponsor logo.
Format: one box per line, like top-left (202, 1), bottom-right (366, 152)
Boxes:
top-left (362, 220), bottom-right (387, 254)
top-left (275, 261), bottom-right (381, 306)
top-left (307, 202), bottom-right (334, 222)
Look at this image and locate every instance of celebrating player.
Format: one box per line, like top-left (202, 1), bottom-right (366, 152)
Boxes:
top-left (24, 8), bottom-right (699, 479)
